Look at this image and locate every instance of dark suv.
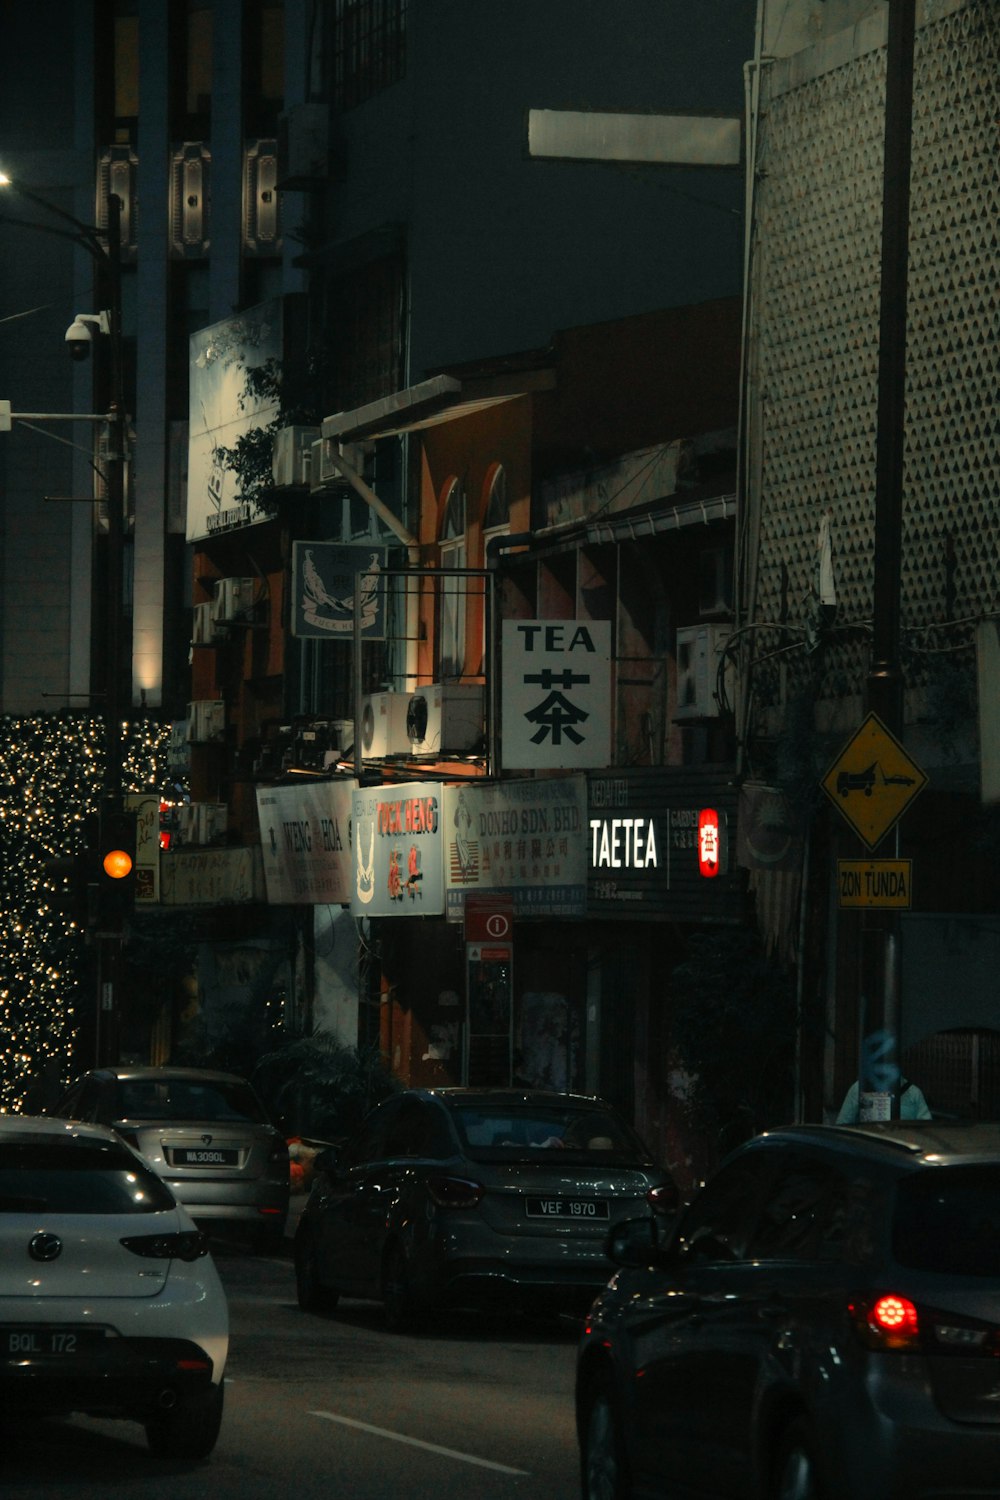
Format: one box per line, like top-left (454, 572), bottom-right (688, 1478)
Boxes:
top-left (576, 1121), bottom-right (1000, 1500)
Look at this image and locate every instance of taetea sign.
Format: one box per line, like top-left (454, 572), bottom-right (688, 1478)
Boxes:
top-left (501, 619), bottom-right (611, 770)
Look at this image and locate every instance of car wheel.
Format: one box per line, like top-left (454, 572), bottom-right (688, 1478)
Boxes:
top-left (772, 1417), bottom-right (825, 1500)
top-left (580, 1376), bottom-right (631, 1500)
top-left (145, 1379), bottom-right (224, 1461)
top-left (295, 1231), bottom-right (339, 1313)
top-left (382, 1243), bottom-right (419, 1332)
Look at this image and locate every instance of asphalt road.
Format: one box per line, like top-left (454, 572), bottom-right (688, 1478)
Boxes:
top-left (0, 1241), bottom-right (583, 1500)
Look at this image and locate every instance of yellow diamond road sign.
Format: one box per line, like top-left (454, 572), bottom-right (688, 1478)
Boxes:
top-left (821, 712), bottom-right (928, 851)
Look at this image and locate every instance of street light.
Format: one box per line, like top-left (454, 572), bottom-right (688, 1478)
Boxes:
top-left (0, 172), bottom-right (130, 1067)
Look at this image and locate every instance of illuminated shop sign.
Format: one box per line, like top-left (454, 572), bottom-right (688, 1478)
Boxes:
top-left (351, 781), bottom-right (445, 918)
top-left (587, 771), bottom-right (741, 922)
top-left (697, 807), bottom-right (726, 878)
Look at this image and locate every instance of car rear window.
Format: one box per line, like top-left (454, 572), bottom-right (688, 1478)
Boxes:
top-left (116, 1077), bottom-right (268, 1125)
top-left (893, 1166), bottom-right (1000, 1277)
top-left (450, 1103), bottom-right (651, 1163)
top-left (0, 1140), bottom-right (176, 1214)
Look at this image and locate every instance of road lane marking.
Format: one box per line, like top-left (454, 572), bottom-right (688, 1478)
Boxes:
top-left (308, 1410), bottom-right (530, 1475)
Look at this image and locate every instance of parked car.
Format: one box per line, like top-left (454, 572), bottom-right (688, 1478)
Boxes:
top-left (50, 1066), bottom-right (290, 1252)
top-left (294, 1087), bottom-right (676, 1329)
top-left (0, 1115), bottom-right (228, 1457)
top-left (575, 1120), bottom-right (1000, 1500)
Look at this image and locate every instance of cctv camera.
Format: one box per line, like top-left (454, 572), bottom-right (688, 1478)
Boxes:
top-left (65, 316), bottom-right (94, 362)
top-left (64, 316), bottom-right (93, 363)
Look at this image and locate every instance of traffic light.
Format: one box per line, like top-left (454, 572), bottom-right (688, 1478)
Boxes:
top-left (96, 799), bottom-right (137, 930)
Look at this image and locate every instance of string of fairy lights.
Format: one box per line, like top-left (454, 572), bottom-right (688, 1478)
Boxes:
top-left (0, 713), bottom-right (171, 1112)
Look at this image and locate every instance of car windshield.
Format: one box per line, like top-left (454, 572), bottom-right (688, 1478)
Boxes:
top-left (893, 1165), bottom-right (1000, 1277)
top-left (0, 1140), bottom-right (176, 1214)
top-left (115, 1077), bottom-right (268, 1125)
top-left (450, 1102), bottom-right (651, 1163)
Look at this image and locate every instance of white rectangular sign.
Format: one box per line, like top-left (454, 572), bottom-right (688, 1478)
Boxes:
top-left (256, 781), bottom-right (355, 905)
top-left (501, 619), bottom-right (611, 770)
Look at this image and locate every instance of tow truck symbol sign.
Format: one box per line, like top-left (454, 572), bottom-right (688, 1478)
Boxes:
top-left (822, 713), bottom-right (928, 850)
top-left (835, 763), bottom-right (917, 798)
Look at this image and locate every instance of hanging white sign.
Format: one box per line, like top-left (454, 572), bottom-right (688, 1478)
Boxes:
top-left (501, 619), bottom-right (612, 770)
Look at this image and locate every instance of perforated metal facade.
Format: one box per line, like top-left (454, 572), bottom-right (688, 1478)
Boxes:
top-left (745, 0), bottom-right (999, 733)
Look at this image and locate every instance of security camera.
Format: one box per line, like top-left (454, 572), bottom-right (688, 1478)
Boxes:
top-left (65, 316), bottom-right (94, 362)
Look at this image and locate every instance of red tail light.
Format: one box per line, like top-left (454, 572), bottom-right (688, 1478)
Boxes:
top-left (850, 1294), bottom-right (1000, 1356)
top-left (646, 1183), bottom-right (678, 1215)
top-left (426, 1175), bottom-right (483, 1209)
top-left (120, 1230), bottom-right (209, 1262)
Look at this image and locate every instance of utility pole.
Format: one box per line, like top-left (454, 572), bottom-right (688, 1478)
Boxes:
top-left (860, 0), bottom-right (916, 1121)
top-left (0, 174), bottom-right (130, 1068)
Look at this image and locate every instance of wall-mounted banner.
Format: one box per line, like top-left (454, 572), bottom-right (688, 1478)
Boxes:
top-left (256, 781), bottom-right (356, 905)
top-left (351, 781), bottom-right (445, 917)
top-left (187, 299), bottom-right (282, 541)
top-left (444, 776), bottom-right (587, 920)
top-left (160, 847), bottom-right (264, 906)
top-left (291, 543), bottom-right (388, 639)
top-left (126, 792), bottom-right (161, 904)
top-left (587, 768), bottom-right (743, 922)
top-left (501, 619), bottom-right (611, 770)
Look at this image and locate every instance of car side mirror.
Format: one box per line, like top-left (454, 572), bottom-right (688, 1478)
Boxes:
top-left (606, 1215), bottom-right (667, 1268)
top-left (312, 1145), bottom-right (339, 1177)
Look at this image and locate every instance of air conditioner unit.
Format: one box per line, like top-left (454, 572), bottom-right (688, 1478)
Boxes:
top-left (310, 437), bottom-right (369, 492)
top-left (177, 802), bottom-right (228, 846)
top-left (186, 700), bottom-right (226, 743)
top-left (213, 576), bottom-right (256, 625)
top-left (272, 425), bottom-right (320, 488)
top-left (191, 601), bottom-right (215, 644)
top-left (675, 625), bottom-right (732, 720)
top-left (359, 693), bottom-right (410, 757)
top-left (406, 684), bottom-right (485, 754)
top-left (276, 102), bottom-right (329, 189)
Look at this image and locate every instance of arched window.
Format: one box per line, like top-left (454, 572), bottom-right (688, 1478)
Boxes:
top-left (479, 463), bottom-right (510, 676)
top-left (482, 462), bottom-right (509, 557)
top-left (438, 477), bottom-right (466, 680)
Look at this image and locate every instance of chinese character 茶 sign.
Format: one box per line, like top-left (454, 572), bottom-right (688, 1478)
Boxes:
top-left (501, 619), bottom-right (611, 770)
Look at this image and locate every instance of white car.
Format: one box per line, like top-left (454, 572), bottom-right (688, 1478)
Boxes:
top-left (0, 1115), bottom-right (228, 1459)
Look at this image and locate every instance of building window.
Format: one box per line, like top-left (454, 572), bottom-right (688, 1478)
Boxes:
top-left (482, 462), bottom-right (509, 553)
top-left (325, 253), bottom-right (405, 412)
top-left (331, 0), bottom-right (407, 111)
top-left (480, 463), bottom-right (509, 673)
top-left (438, 478), bottom-right (466, 681)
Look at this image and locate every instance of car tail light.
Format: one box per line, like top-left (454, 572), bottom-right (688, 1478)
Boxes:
top-left (426, 1175), bottom-right (483, 1209)
top-left (850, 1294), bottom-right (1000, 1356)
top-left (120, 1230), bottom-right (210, 1262)
top-left (646, 1183), bottom-right (678, 1214)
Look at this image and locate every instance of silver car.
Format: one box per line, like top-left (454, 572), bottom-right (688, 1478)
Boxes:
top-left (52, 1066), bottom-right (290, 1252)
top-left (294, 1087), bottom-right (676, 1329)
